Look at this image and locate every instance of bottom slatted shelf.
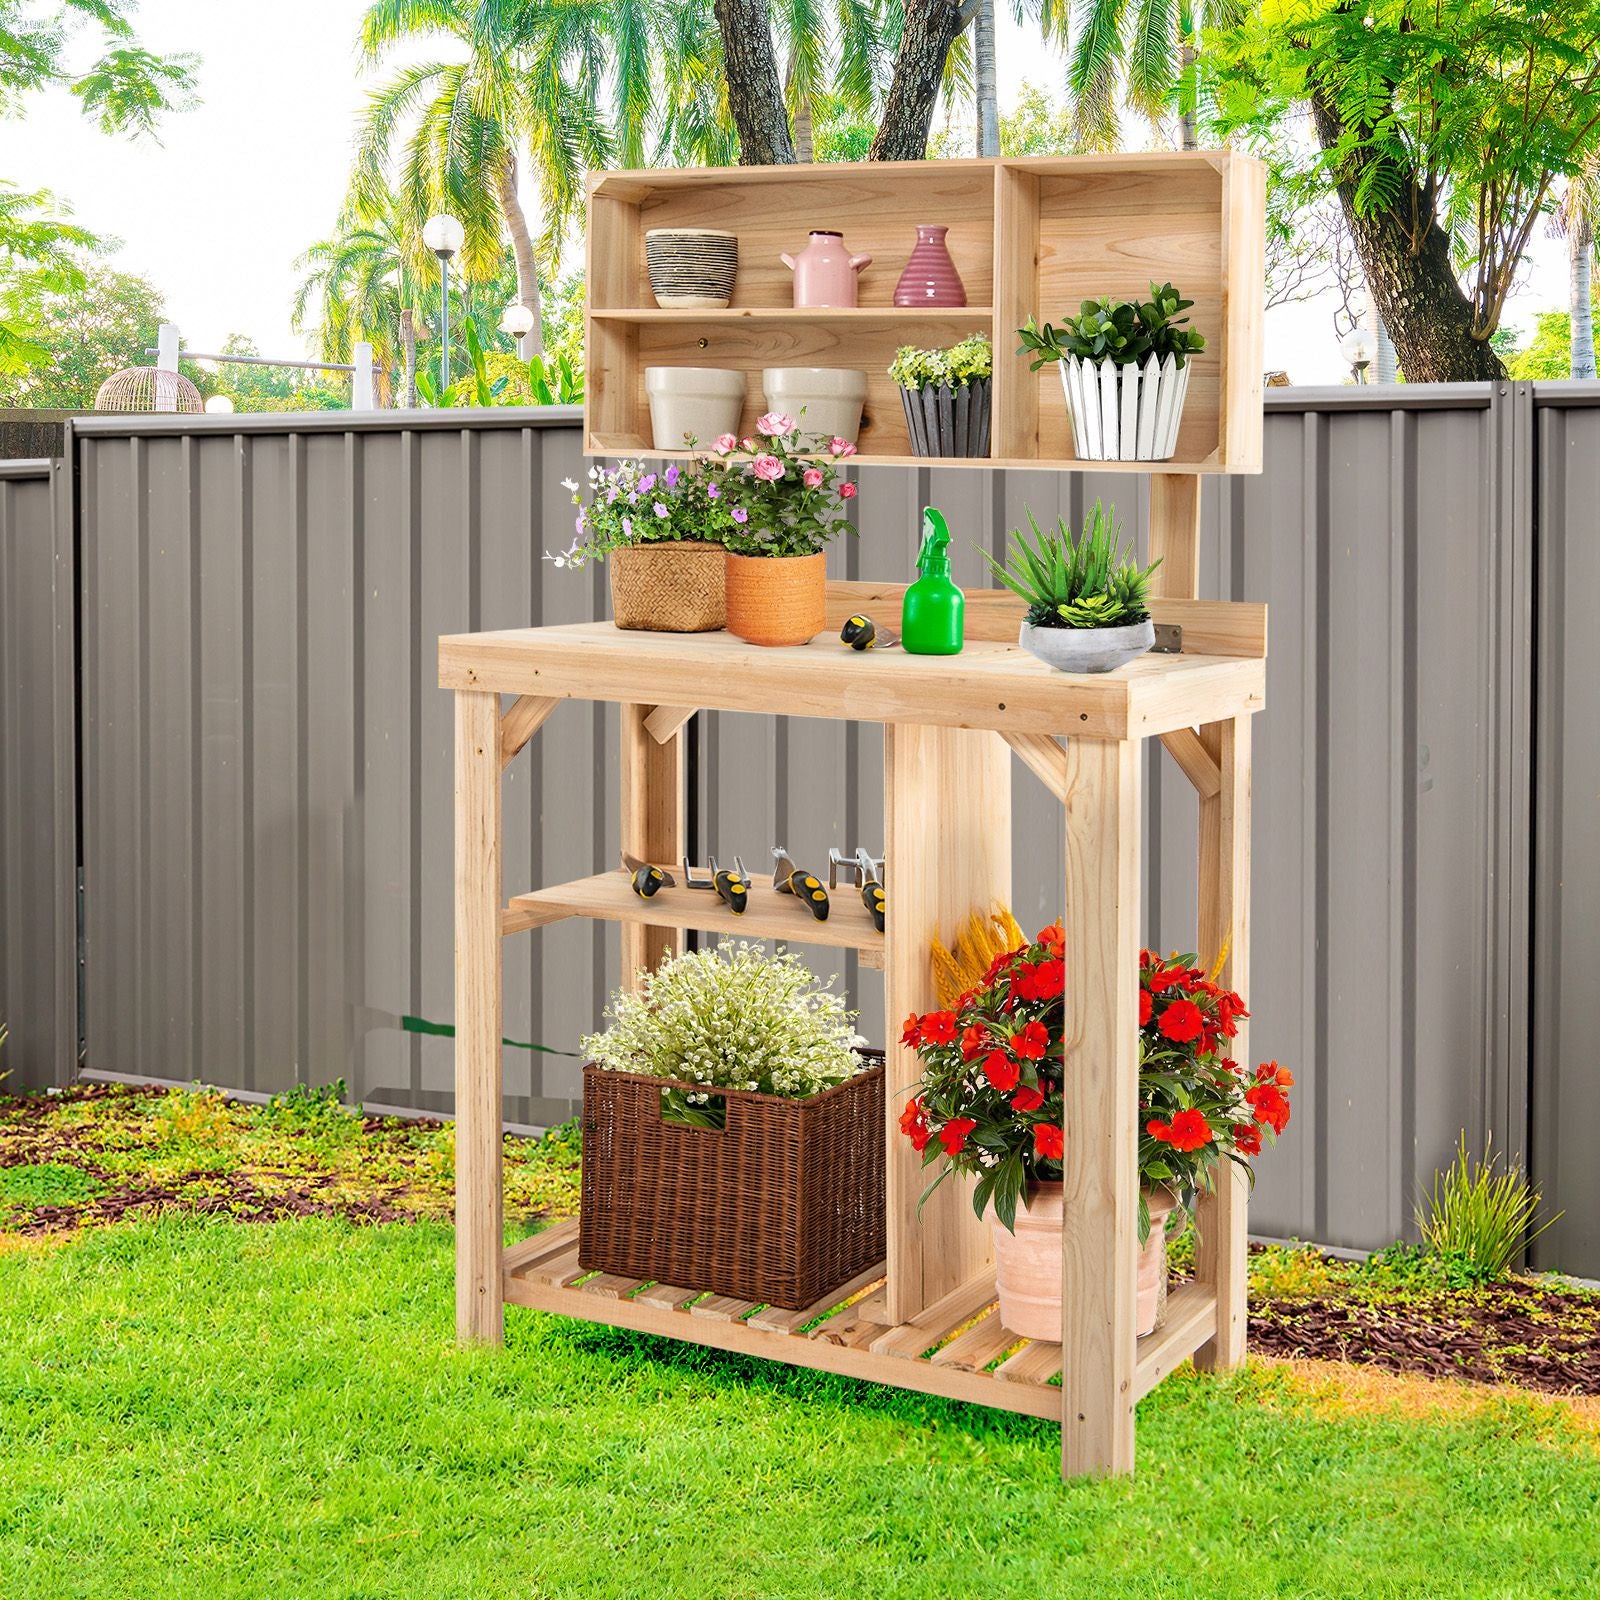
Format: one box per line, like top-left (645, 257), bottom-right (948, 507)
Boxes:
top-left (503, 1219), bottom-right (1218, 1419)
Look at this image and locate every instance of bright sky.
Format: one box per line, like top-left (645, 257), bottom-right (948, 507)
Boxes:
top-left (23, 0), bottom-right (1566, 384)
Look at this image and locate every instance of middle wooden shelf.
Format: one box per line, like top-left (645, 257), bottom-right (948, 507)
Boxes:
top-left (501, 870), bottom-right (887, 966)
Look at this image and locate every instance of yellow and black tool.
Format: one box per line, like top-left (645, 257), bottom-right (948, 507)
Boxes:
top-left (621, 851), bottom-right (674, 899)
top-left (829, 846), bottom-right (887, 933)
top-left (710, 855), bottom-right (750, 915)
top-left (771, 846), bottom-right (830, 921)
top-left (840, 614), bottom-right (899, 651)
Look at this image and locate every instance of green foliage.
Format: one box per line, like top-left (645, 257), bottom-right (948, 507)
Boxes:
top-left (1500, 308), bottom-right (1591, 381)
top-left (887, 332), bottom-right (992, 391)
top-left (183, 335), bottom-right (349, 416)
top-left (1017, 282), bottom-right (1206, 372)
top-left (0, 260), bottom-right (162, 406)
top-left (0, 1161), bottom-right (102, 1207)
top-left (265, 1079), bottom-right (349, 1123)
top-left (1417, 1133), bottom-right (1561, 1284)
top-left (984, 501), bottom-right (1160, 630)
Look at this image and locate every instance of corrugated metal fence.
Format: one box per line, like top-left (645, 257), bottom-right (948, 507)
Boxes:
top-left (1, 388), bottom-right (1593, 1268)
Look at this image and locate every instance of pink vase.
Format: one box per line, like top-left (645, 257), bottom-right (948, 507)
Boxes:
top-left (893, 224), bottom-right (966, 308)
top-left (989, 1183), bottom-right (1176, 1342)
top-left (780, 231), bottom-right (873, 309)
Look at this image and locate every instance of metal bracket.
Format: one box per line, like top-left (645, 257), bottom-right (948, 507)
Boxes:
top-left (1152, 622), bottom-right (1183, 655)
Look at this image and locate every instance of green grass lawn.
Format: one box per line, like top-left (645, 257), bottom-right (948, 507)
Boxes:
top-left (3, 1216), bottom-right (1599, 1600)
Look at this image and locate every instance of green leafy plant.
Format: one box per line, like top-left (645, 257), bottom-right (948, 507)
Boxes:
top-left (1417, 1134), bottom-right (1561, 1283)
top-left (712, 416), bottom-right (859, 559)
top-left (888, 332), bottom-right (992, 391)
top-left (553, 457), bottom-right (730, 568)
top-left (582, 940), bottom-right (866, 1129)
top-left (1016, 283), bottom-right (1205, 373)
top-left (416, 320), bottom-right (508, 408)
top-left (524, 352), bottom-right (583, 405)
top-left (983, 501), bottom-right (1160, 630)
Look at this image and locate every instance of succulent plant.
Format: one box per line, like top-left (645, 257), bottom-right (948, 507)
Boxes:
top-left (1016, 282), bottom-right (1206, 373)
top-left (983, 501), bottom-right (1160, 630)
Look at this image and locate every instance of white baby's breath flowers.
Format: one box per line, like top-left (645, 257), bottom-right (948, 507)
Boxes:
top-left (583, 940), bottom-right (866, 1101)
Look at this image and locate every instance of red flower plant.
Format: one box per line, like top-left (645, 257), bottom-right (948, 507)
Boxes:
top-left (899, 928), bottom-right (1292, 1242)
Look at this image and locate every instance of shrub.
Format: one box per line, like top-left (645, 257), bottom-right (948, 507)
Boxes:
top-left (1416, 1133), bottom-right (1561, 1282)
top-left (888, 332), bottom-right (993, 391)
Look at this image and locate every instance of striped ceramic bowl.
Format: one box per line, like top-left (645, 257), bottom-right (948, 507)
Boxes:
top-left (645, 228), bottom-right (739, 309)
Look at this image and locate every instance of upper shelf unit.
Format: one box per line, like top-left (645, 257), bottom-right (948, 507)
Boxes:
top-left (584, 152), bottom-right (1265, 475)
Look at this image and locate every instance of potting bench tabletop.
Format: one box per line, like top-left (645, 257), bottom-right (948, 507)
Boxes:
top-left (446, 574), bottom-right (1265, 1480)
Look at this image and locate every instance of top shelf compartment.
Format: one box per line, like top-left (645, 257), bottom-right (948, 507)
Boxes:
top-left (585, 153), bottom-right (1264, 475)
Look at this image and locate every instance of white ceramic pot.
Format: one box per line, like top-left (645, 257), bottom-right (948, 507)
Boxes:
top-left (1059, 352), bottom-right (1192, 461)
top-left (645, 367), bottom-right (747, 452)
top-left (1018, 618), bottom-right (1154, 675)
top-left (761, 367), bottom-right (868, 446)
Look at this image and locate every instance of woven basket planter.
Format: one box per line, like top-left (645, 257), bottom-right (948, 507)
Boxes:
top-left (579, 1055), bottom-right (886, 1308)
top-left (609, 541), bottom-right (725, 632)
top-left (900, 376), bottom-right (991, 458)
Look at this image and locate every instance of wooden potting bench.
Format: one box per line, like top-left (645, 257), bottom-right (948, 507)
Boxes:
top-left (449, 147), bottom-right (1267, 1478)
top-left (443, 568), bottom-right (1264, 1479)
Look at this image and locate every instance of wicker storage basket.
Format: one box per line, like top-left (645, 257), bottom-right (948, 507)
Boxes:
top-left (579, 1054), bottom-right (885, 1308)
top-left (609, 541), bottom-right (725, 632)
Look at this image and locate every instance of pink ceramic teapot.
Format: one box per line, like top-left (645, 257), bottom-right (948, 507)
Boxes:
top-left (780, 231), bottom-right (873, 309)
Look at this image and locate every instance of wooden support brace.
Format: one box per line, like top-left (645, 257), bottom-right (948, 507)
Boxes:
top-left (1002, 731), bottom-right (1069, 804)
top-left (620, 703), bottom-right (685, 987)
top-left (1193, 715), bottom-right (1251, 1371)
top-left (643, 704), bottom-right (698, 745)
top-left (1148, 474), bottom-right (1202, 600)
top-left (500, 693), bottom-right (559, 769)
top-left (1158, 727), bottom-right (1221, 798)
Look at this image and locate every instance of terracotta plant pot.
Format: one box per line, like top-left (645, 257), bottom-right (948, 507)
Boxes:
top-left (609, 541), bottom-right (725, 633)
top-left (723, 551), bottom-right (827, 647)
top-left (990, 1182), bottom-right (1177, 1342)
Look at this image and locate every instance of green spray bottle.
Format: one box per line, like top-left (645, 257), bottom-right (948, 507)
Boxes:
top-left (901, 506), bottom-right (964, 655)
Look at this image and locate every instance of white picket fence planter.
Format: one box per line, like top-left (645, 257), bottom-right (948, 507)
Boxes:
top-left (1058, 353), bottom-right (1192, 462)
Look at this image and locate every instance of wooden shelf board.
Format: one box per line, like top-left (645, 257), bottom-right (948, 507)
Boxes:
top-left (584, 441), bottom-right (1235, 474)
top-left (502, 1231), bottom-right (1215, 1421)
top-left (591, 306), bottom-right (995, 323)
top-left (503, 869), bottom-right (885, 961)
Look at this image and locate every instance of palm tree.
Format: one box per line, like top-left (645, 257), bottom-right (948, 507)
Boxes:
top-left (1067, 0), bottom-right (1243, 151)
top-left (293, 201), bottom-right (427, 406)
top-left (1553, 166), bottom-right (1597, 381)
top-left (354, 0), bottom-right (618, 358)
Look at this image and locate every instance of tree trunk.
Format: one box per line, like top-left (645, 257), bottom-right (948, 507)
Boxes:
top-left (869, 0), bottom-right (964, 161)
top-left (1309, 89), bottom-right (1504, 383)
top-left (400, 308), bottom-right (417, 408)
top-left (1177, 40), bottom-right (1196, 151)
top-left (713, 0), bottom-right (795, 164)
top-left (495, 152), bottom-right (545, 359)
top-left (1571, 212), bottom-right (1596, 380)
top-left (975, 0), bottom-right (999, 157)
top-left (786, 48), bottom-right (814, 162)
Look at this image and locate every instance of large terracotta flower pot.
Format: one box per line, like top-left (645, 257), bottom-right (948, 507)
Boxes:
top-left (990, 1182), bottom-right (1177, 1342)
top-left (723, 551), bottom-right (826, 647)
top-left (609, 541), bottom-right (725, 633)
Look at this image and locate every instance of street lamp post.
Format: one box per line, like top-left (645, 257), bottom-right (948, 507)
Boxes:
top-left (422, 214), bottom-right (466, 393)
top-left (499, 301), bottom-right (537, 361)
top-left (1341, 328), bottom-right (1376, 385)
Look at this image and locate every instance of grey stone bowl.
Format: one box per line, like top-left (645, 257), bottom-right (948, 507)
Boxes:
top-left (1018, 618), bottom-right (1155, 675)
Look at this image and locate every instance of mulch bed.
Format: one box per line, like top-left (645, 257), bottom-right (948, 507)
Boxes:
top-left (1250, 1285), bottom-right (1600, 1398)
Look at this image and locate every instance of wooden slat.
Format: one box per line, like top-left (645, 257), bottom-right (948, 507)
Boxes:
top-left (439, 625), bottom-right (1268, 741)
top-left (808, 1289), bottom-right (891, 1346)
top-left (1148, 475), bottom-right (1202, 600)
top-left (1194, 715), bottom-right (1252, 1372)
top-left (1059, 736), bottom-right (1141, 1477)
top-left (992, 1338), bottom-right (1064, 1387)
top-left (577, 1273), bottom-right (648, 1301)
top-left (506, 871), bottom-right (883, 957)
top-left (1002, 731), bottom-right (1068, 803)
top-left (745, 1265), bottom-right (887, 1335)
top-left (1133, 1282), bottom-right (1218, 1401)
top-left (523, 1242), bottom-right (585, 1288)
top-left (502, 1219), bottom-right (579, 1276)
top-left (501, 898), bottom-right (574, 937)
top-left (884, 725), bottom-right (1007, 1323)
top-left (500, 693), bottom-right (559, 768)
top-left (1158, 726), bottom-right (1221, 798)
top-left (928, 1309), bottom-right (1023, 1373)
top-left (1148, 597), bottom-right (1267, 659)
top-left (503, 1272), bottom-right (1064, 1422)
top-left (868, 1274), bottom-right (999, 1360)
top-left (689, 1294), bottom-right (761, 1322)
top-left (1220, 153), bottom-right (1267, 472)
top-left (455, 690), bottom-right (504, 1345)
top-left (643, 704), bottom-right (698, 744)
top-left (632, 1283), bottom-right (702, 1311)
